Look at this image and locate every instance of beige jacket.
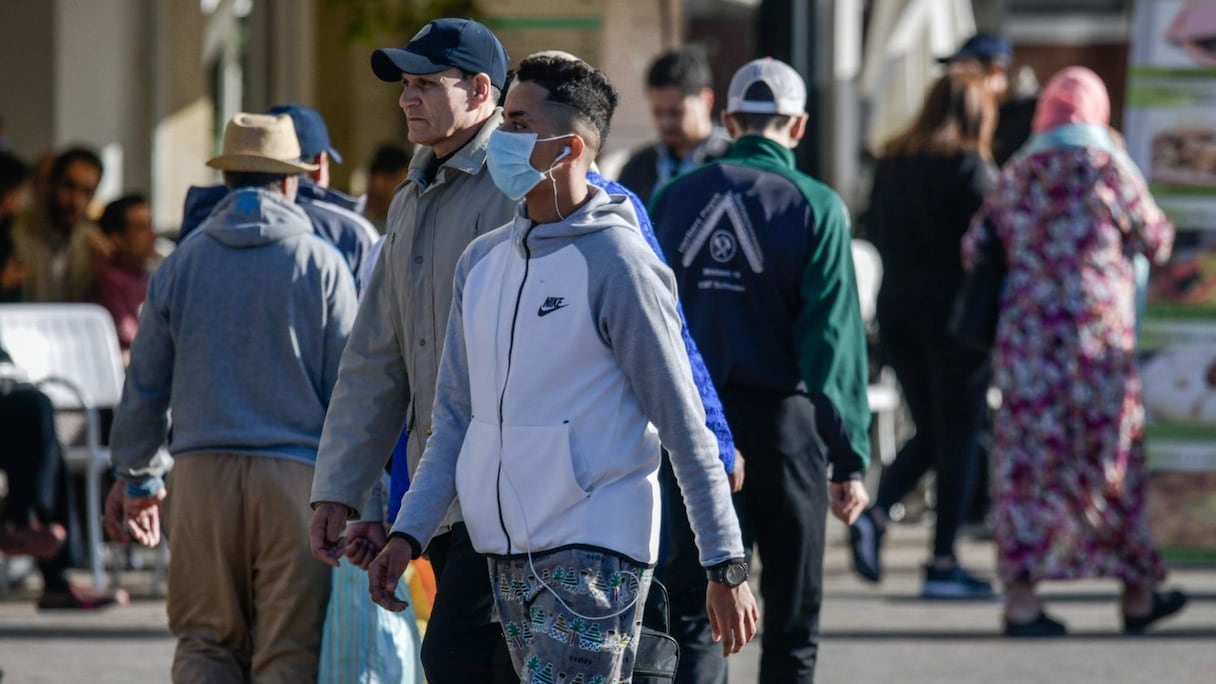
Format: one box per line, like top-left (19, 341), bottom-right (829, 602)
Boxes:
top-left (310, 112), bottom-right (516, 526)
top-left (12, 204), bottom-right (102, 302)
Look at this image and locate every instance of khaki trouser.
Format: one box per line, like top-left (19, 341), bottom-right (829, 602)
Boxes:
top-left (165, 453), bottom-right (330, 684)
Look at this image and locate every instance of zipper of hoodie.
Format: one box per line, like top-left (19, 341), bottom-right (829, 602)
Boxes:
top-left (496, 222), bottom-right (536, 555)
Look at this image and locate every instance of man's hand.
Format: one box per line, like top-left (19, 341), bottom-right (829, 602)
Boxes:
top-left (123, 488), bottom-right (166, 547)
top-left (343, 521), bottom-right (388, 570)
top-left (728, 451), bottom-right (745, 493)
top-left (706, 580), bottom-right (759, 657)
top-left (829, 480), bottom-right (869, 525)
top-left (367, 536), bottom-right (413, 612)
top-left (309, 502), bottom-right (353, 567)
top-left (103, 481), bottom-right (128, 543)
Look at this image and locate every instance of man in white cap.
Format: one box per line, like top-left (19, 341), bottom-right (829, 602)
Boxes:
top-left (108, 112), bottom-right (358, 682)
top-left (649, 58), bottom-right (872, 682)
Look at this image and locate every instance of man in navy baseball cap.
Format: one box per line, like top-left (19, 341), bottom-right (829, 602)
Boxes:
top-left (371, 17), bottom-right (508, 90)
top-left (267, 104), bottom-right (344, 164)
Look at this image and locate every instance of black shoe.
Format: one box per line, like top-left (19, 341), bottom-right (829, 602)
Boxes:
top-left (848, 508), bottom-right (884, 583)
top-left (921, 564), bottom-right (996, 600)
top-left (1004, 611), bottom-right (1068, 637)
top-left (1123, 590), bottom-right (1188, 635)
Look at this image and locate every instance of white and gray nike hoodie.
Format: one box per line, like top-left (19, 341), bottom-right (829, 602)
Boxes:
top-left (390, 187), bottom-right (744, 567)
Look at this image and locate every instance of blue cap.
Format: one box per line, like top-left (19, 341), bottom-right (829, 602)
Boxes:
top-left (371, 18), bottom-right (508, 90)
top-left (266, 104), bottom-right (343, 164)
top-left (937, 33), bottom-right (1013, 65)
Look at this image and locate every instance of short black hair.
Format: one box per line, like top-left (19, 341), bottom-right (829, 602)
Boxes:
top-left (0, 151), bottom-right (30, 198)
top-left (646, 48), bottom-right (713, 95)
top-left (223, 171), bottom-right (288, 191)
top-left (514, 55), bottom-right (619, 151)
top-left (98, 194), bottom-right (147, 236)
top-left (368, 144), bottom-right (411, 176)
top-left (49, 146), bottom-right (103, 186)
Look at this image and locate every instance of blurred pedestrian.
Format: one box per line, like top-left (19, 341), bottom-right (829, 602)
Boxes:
top-left (108, 112), bottom-right (357, 680)
top-left (180, 104), bottom-right (379, 283)
top-left (848, 74), bottom-right (998, 599)
top-left (651, 58), bottom-right (871, 682)
top-left (93, 194), bottom-right (154, 350)
top-left (618, 48), bottom-right (731, 205)
top-left (939, 33), bottom-right (1037, 166)
top-left (307, 18), bottom-right (521, 684)
top-left (11, 147), bottom-right (108, 302)
top-left (362, 143), bottom-right (411, 234)
top-left (962, 67), bottom-right (1185, 636)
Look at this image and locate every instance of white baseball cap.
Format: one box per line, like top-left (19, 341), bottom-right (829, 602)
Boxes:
top-left (726, 58), bottom-right (806, 116)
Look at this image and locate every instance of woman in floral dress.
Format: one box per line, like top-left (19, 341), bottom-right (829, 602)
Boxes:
top-left (963, 67), bottom-right (1187, 636)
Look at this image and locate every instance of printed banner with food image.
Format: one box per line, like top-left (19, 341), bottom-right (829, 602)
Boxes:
top-left (1127, 0), bottom-right (1216, 560)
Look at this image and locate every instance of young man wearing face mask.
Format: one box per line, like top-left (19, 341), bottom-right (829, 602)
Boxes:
top-left (366, 55), bottom-right (759, 682)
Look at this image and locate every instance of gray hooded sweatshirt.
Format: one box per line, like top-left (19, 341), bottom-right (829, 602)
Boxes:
top-left (111, 188), bottom-right (357, 493)
top-left (391, 188), bottom-right (744, 567)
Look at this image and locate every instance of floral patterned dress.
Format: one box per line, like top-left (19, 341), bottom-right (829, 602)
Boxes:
top-left (963, 147), bottom-right (1175, 585)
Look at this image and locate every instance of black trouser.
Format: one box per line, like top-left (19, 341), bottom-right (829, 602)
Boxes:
top-left (422, 522), bottom-right (518, 684)
top-left (876, 303), bottom-right (989, 560)
top-left (0, 384), bottom-right (82, 591)
top-left (660, 389), bottom-right (828, 683)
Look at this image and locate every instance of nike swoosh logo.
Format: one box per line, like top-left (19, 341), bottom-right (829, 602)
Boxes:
top-left (537, 301), bottom-right (569, 316)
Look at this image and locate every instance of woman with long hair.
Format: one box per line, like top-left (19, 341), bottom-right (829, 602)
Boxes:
top-left (962, 67), bottom-right (1185, 636)
top-left (849, 73), bottom-right (999, 598)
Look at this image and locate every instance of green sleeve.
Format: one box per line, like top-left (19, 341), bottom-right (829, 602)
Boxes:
top-left (795, 195), bottom-right (871, 477)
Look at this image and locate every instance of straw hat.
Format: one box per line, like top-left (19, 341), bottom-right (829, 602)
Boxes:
top-left (206, 113), bottom-right (320, 174)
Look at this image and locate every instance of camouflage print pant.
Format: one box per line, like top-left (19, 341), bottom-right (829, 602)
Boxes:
top-left (490, 548), bottom-right (652, 684)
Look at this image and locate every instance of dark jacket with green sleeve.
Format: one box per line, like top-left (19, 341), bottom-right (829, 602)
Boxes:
top-left (649, 135), bottom-right (871, 480)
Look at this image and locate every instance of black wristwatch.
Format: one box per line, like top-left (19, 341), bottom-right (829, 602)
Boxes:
top-left (706, 559), bottom-right (749, 588)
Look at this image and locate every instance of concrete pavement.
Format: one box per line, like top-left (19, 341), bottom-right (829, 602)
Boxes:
top-left (1, 518), bottom-right (1212, 682)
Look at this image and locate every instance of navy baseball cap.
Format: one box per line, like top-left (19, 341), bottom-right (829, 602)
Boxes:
top-left (937, 33), bottom-right (1013, 65)
top-left (371, 18), bottom-right (509, 90)
top-left (266, 104), bottom-right (343, 164)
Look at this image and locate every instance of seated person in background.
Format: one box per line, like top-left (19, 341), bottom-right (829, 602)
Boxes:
top-left (93, 194), bottom-right (154, 350)
top-left (0, 344), bottom-right (124, 610)
top-left (1, 216), bottom-right (28, 302)
top-left (0, 151), bottom-right (31, 222)
top-left (0, 153), bottom-right (32, 301)
top-left (361, 144), bottom-right (412, 235)
top-left (11, 147), bottom-right (108, 302)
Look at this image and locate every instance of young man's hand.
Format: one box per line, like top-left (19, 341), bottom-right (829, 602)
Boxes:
top-left (706, 580), bottom-right (759, 656)
top-left (103, 480), bottom-right (128, 543)
top-left (343, 521), bottom-right (388, 570)
top-left (829, 480), bottom-right (869, 525)
top-left (367, 536), bottom-right (413, 612)
top-left (728, 451), bottom-right (745, 493)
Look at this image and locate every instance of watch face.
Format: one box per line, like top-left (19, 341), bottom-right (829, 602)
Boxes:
top-left (725, 562), bottom-right (748, 586)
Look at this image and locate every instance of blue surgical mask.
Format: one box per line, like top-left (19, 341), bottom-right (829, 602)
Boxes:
top-left (487, 129), bottom-right (571, 201)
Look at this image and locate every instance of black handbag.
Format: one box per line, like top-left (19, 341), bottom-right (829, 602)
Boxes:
top-left (949, 218), bottom-right (1007, 351)
top-left (632, 579), bottom-right (679, 682)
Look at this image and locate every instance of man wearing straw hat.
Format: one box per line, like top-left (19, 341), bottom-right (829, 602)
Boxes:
top-left (109, 112), bottom-right (358, 682)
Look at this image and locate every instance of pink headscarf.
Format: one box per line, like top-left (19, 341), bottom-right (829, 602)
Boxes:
top-left (1031, 66), bottom-right (1111, 133)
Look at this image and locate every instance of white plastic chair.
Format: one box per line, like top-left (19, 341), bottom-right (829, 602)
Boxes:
top-left (0, 303), bottom-right (124, 590)
top-left (851, 240), bottom-right (901, 466)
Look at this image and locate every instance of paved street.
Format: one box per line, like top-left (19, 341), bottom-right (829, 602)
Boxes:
top-left (1, 519), bottom-right (1213, 683)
